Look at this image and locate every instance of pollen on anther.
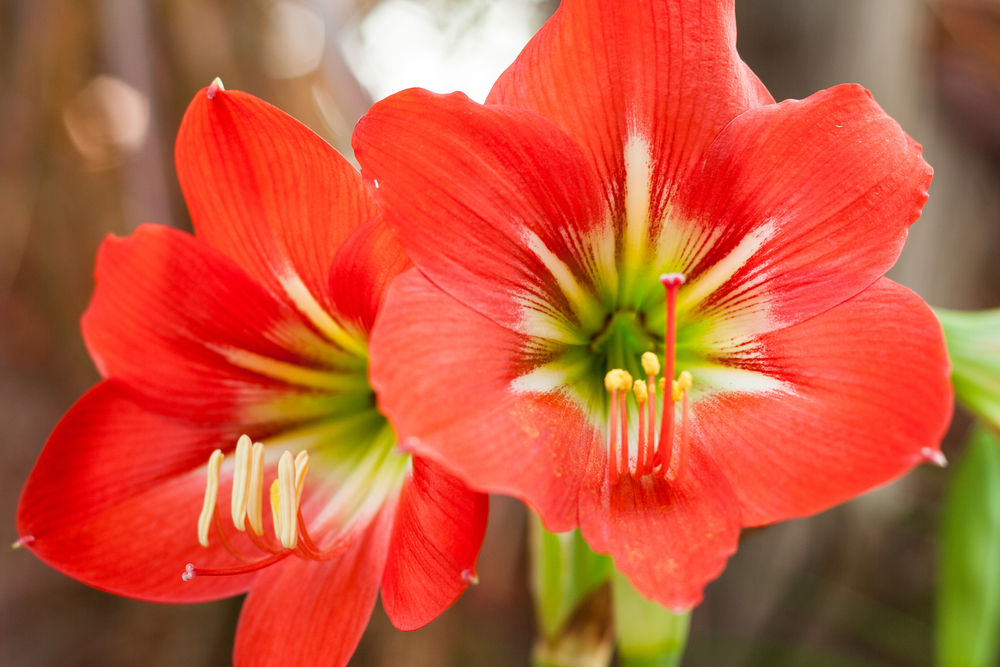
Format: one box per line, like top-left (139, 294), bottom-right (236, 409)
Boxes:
top-left (633, 380), bottom-right (649, 404)
top-left (617, 370), bottom-right (633, 392)
top-left (197, 449), bottom-right (224, 548)
top-left (276, 451), bottom-right (299, 549)
top-left (641, 352), bottom-right (660, 377)
top-left (246, 441), bottom-right (266, 536)
top-left (672, 371), bottom-right (694, 402)
top-left (231, 435), bottom-right (252, 531)
top-left (605, 369), bottom-right (627, 392)
top-left (270, 479), bottom-right (282, 541)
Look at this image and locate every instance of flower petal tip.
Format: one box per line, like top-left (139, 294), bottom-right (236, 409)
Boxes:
top-left (206, 77), bottom-right (225, 100)
top-left (11, 535), bottom-right (34, 549)
top-left (460, 569), bottom-right (479, 585)
top-left (921, 447), bottom-right (948, 468)
top-left (399, 436), bottom-right (421, 453)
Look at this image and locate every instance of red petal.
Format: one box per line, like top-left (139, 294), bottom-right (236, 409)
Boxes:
top-left (579, 446), bottom-right (741, 611)
top-left (176, 88), bottom-right (377, 318)
top-left (370, 269), bottom-right (596, 531)
top-left (353, 89), bottom-right (607, 335)
top-left (233, 505), bottom-right (395, 667)
top-left (488, 0), bottom-right (773, 209)
top-left (81, 224), bottom-right (342, 427)
top-left (696, 278), bottom-right (953, 526)
top-left (674, 84), bottom-right (933, 335)
top-left (16, 381), bottom-right (257, 602)
top-left (381, 457), bottom-right (489, 631)
top-left (328, 215), bottom-right (412, 335)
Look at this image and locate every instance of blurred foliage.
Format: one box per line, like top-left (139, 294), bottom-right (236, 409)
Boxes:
top-left (936, 424), bottom-right (1000, 667)
top-left (937, 308), bottom-right (1000, 426)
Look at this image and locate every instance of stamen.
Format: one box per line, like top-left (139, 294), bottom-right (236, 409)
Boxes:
top-left (619, 382), bottom-right (629, 476)
top-left (294, 450), bottom-right (310, 506)
top-left (605, 370), bottom-right (621, 485)
top-left (277, 451), bottom-right (299, 549)
top-left (665, 371), bottom-right (694, 482)
top-left (641, 352), bottom-right (659, 476)
top-left (676, 370), bottom-right (693, 395)
top-left (270, 479), bottom-right (282, 543)
top-left (230, 435), bottom-right (252, 531)
top-left (197, 450), bottom-right (224, 547)
top-left (246, 441), bottom-right (266, 535)
top-left (633, 379), bottom-right (648, 474)
top-left (213, 507), bottom-right (255, 564)
top-left (641, 352), bottom-right (661, 377)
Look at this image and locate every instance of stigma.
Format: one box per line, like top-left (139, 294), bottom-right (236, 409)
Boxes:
top-left (603, 273), bottom-right (694, 485)
top-left (185, 435), bottom-right (349, 581)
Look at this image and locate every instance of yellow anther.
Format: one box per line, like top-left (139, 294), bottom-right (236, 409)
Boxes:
top-left (230, 435), bottom-right (252, 531)
top-left (658, 377), bottom-right (666, 392)
top-left (617, 370), bottom-right (633, 392)
top-left (197, 449), bottom-right (224, 548)
top-left (641, 352), bottom-right (660, 377)
top-left (605, 369), bottom-right (624, 392)
top-left (678, 370), bottom-right (693, 391)
top-left (633, 379), bottom-right (648, 404)
top-left (277, 451), bottom-right (299, 549)
top-left (294, 450), bottom-right (310, 507)
top-left (246, 442), bottom-right (265, 535)
top-left (672, 371), bottom-right (693, 401)
top-left (270, 479), bottom-right (281, 541)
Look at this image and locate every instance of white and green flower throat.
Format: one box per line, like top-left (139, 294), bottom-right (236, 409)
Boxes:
top-left (512, 135), bottom-right (789, 484)
top-left (187, 275), bottom-right (408, 580)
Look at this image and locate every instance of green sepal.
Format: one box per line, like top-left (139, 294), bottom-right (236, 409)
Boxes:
top-left (612, 568), bottom-right (690, 667)
top-left (936, 423), bottom-right (1000, 667)
top-left (936, 308), bottom-right (1000, 425)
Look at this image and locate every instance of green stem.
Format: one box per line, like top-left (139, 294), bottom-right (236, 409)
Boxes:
top-left (612, 569), bottom-right (691, 667)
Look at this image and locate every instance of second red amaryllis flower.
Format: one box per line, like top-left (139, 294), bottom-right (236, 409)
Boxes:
top-left (16, 84), bottom-right (488, 666)
top-left (353, 0), bottom-right (953, 609)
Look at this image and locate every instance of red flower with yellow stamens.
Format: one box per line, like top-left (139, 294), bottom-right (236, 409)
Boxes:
top-left (15, 82), bottom-right (488, 667)
top-left (352, 0), bottom-right (953, 609)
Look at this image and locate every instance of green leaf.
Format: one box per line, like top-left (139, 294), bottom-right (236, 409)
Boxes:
top-left (530, 513), bottom-right (613, 640)
top-left (936, 424), bottom-right (1000, 667)
top-left (936, 308), bottom-right (1000, 425)
top-left (612, 569), bottom-right (690, 667)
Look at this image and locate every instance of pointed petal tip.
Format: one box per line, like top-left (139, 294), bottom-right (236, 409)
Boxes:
top-left (921, 447), bottom-right (948, 467)
top-left (206, 77), bottom-right (225, 100)
top-left (460, 568), bottom-right (479, 585)
top-left (399, 436), bottom-right (421, 453)
top-left (11, 535), bottom-right (34, 549)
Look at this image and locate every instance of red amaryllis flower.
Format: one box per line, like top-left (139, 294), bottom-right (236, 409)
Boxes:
top-left (16, 83), bottom-right (488, 666)
top-left (352, 0), bottom-right (953, 609)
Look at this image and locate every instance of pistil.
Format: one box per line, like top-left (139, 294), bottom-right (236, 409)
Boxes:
top-left (657, 273), bottom-right (685, 467)
top-left (601, 274), bottom-right (695, 486)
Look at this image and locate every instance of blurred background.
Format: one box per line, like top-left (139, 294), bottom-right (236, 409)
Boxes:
top-left (1, 0), bottom-right (999, 665)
